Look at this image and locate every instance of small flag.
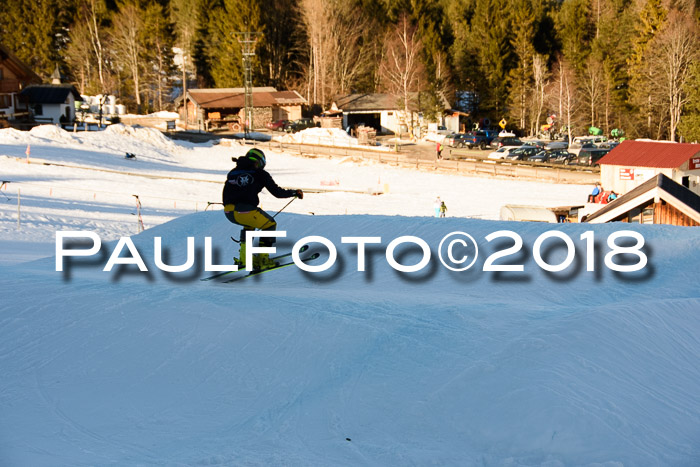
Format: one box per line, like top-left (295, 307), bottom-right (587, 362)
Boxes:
top-left (25, 144), bottom-right (30, 163)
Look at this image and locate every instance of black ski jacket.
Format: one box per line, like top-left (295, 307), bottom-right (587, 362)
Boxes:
top-left (222, 167), bottom-right (296, 211)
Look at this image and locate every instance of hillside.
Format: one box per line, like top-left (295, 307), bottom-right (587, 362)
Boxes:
top-left (1, 212), bottom-right (699, 466)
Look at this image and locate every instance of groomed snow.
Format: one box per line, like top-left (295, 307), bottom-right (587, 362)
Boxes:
top-left (0, 125), bottom-right (698, 466)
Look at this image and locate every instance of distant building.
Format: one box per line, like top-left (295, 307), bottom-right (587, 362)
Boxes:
top-left (332, 93), bottom-right (454, 136)
top-left (0, 43), bottom-right (41, 123)
top-left (598, 140), bottom-right (700, 197)
top-left (583, 173), bottom-right (700, 226)
top-left (176, 87), bottom-right (307, 131)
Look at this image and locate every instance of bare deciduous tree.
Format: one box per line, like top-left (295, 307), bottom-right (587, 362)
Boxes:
top-left (110, 0), bottom-right (145, 109)
top-left (644, 10), bottom-right (699, 141)
top-left (531, 54), bottom-right (549, 137)
top-left (581, 56), bottom-right (606, 128)
top-left (81, 0), bottom-right (108, 93)
top-left (378, 14), bottom-right (425, 136)
top-left (547, 58), bottom-right (582, 142)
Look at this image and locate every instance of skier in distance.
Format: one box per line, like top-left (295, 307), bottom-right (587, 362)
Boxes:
top-left (222, 148), bottom-right (303, 270)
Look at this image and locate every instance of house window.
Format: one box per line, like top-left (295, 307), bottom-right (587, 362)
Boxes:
top-left (33, 104), bottom-right (43, 116)
top-left (0, 94), bottom-right (11, 108)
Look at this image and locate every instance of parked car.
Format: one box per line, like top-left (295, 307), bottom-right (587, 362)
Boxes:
top-left (461, 130), bottom-right (497, 149)
top-left (487, 146), bottom-right (524, 159)
top-left (504, 146), bottom-right (540, 160)
top-left (549, 150), bottom-right (577, 164)
top-left (544, 140), bottom-right (569, 150)
top-left (568, 141), bottom-right (598, 157)
top-left (521, 139), bottom-right (547, 149)
top-left (577, 148), bottom-right (611, 166)
top-left (443, 133), bottom-right (471, 148)
top-left (598, 141), bottom-right (620, 150)
top-left (266, 119), bottom-right (289, 131)
top-left (489, 136), bottom-right (523, 150)
top-left (528, 149), bottom-right (571, 163)
top-left (285, 118), bottom-right (318, 133)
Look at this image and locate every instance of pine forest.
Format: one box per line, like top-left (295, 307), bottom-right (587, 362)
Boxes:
top-left (1, 0), bottom-right (698, 141)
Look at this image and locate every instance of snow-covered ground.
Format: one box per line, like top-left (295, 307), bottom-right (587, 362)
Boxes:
top-left (1, 125), bottom-right (699, 466)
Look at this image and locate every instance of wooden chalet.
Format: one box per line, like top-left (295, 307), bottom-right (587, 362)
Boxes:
top-left (177, 87), bottom-right (306, 131)
top-left (0, 43), bottom-right (41, 124)
top-left (583, 173), bottom-right (700, 226)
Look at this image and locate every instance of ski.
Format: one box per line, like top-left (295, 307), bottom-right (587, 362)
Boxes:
top-left (222, 252), bottom-right (321, 283)
top-left (200, 245), bottom-right (310, 281)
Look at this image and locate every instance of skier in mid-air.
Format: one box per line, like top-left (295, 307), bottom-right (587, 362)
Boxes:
top-left (222, 148), bottom-right (303, 270)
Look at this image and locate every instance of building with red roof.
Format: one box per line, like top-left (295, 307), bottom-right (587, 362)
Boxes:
top-left (598, 140), bottom-right (700, 197)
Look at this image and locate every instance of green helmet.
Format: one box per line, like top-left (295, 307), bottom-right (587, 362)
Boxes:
top-left (245, 148), bottom-right (266, 169)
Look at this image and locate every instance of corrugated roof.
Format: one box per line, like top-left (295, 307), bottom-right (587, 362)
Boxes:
top-left (598, 140), bottom-right (700, 168)
top-left (333, 93), bottom-right (421, 112)
top-left (187, 89), bottom-right (306, 109)
top-left (19, 84), bottom-right (81, 104)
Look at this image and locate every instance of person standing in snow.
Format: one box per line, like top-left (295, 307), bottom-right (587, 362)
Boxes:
top-left (222, 148), bottom-right (303, 270)
top-left (434, 196), bottom-right (442, 218)
top-left (436, 141), bottom-right (443, 160)
top-left (439, 201), bottom-right (447, 218)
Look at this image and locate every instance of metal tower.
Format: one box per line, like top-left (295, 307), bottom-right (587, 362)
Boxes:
top-left (235, 31), bottom-right (261, 137)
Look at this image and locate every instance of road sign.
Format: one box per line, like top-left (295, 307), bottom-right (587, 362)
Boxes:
top-left (499, 118), bottom-right (507, 129)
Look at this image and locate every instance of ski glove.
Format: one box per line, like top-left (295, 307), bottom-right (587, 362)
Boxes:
top-left (295, 189), bottom-right (304, 199)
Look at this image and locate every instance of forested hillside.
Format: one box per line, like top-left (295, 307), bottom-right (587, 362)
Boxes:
top-left (1, 0), bottom-right (698, 141)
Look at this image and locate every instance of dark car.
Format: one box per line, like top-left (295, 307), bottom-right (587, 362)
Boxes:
top-left (504, 146), bottom-right (540, 160)
top-left (443, 133), bottom-right (470, 148)
top-left (266, 119), bottom-right (289, 131)
top-left (544, 140), bottom-right (569, 150)
top-left (549, 150), bottom-right (577, 164)
top-left (285, 118), bottom-right (318, 133)
top-left (577, 148), bottom-right (611, 166)
top-left (489, 136), bottom-right (523, 150)
top-left (528, 149), bottom-right (571, 163)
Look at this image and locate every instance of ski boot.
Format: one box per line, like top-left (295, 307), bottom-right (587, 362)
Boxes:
top-left (234, 242), bottom-right (247, 269)
top-left (252, 253), bottom-right (277, 271)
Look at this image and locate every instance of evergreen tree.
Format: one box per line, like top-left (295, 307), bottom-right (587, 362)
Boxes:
top-left (205, 0), bottom-right (262, 88)
top-left (678, 61), bottom-right (700, 142)
top-left (555, 0), bottom-right (594, 73)
top-left (0, 0), bottom-right (70, 79)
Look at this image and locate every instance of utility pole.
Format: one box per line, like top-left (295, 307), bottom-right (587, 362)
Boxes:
top-left (235, 31), bottom-right (261, 137)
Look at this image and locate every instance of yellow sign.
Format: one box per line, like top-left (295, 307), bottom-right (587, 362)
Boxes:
top-left (499, 118), bottom-right (507, 129)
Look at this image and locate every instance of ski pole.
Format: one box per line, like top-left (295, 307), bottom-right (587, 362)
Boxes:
top-left (259, 196), bottom-right (297, 231)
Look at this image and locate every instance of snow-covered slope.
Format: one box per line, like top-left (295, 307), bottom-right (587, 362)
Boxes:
top-left (1, 212), bottom-right (699, 466)
top-left (0, 125), bottom-right (698, 466)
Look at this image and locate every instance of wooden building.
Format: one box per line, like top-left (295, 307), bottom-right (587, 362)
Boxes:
top-left (583, 173), bottom-right (700, 226)
top-left (0, 43), bottom-right (41, 124)
top-left (332, 93), bottom-right (453, 136)
top-left (177, 87), bottom-right (306, 131)
top-left (598, 140), bottom-right (700, 197)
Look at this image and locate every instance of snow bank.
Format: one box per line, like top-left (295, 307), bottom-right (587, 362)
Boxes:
top-left (103, 123), bottom-right (179, 152)
top-left (275, 127), bottom-right (366, 147)
top-left (29, 124), bottom-right (80, 145)
top-left (0, 127), bottom-right (30, 144)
